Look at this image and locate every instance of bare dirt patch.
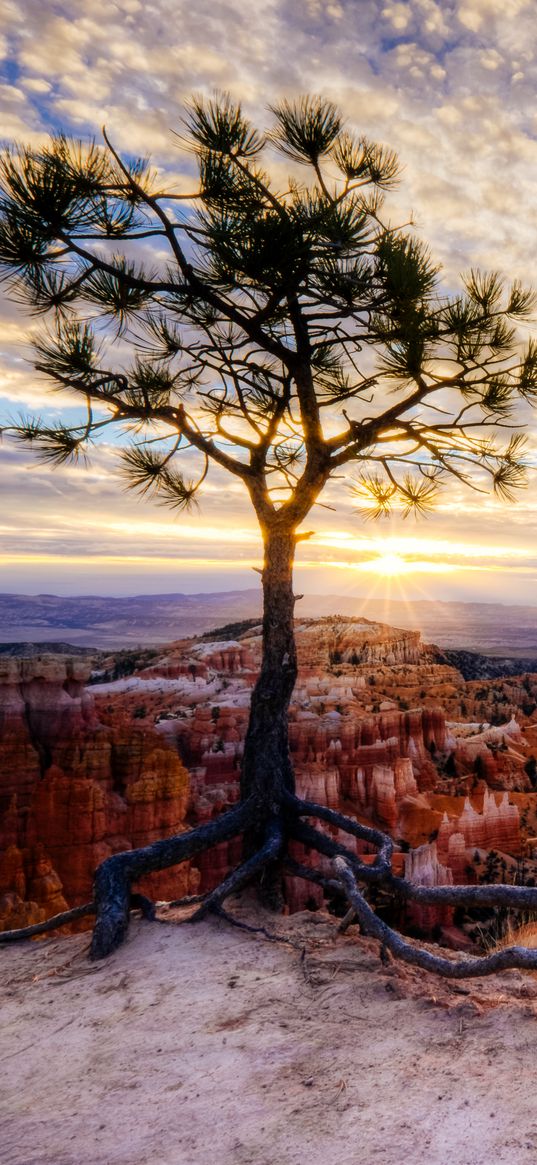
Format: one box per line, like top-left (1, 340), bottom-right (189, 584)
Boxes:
top-left (2, 909), bottom-right (537, 1165)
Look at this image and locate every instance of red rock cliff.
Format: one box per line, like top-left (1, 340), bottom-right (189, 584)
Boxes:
top-left (0, 657), bottom-right (197, 929)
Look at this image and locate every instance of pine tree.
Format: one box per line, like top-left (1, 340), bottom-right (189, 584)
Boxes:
top-left (2, 95), bottom-right (537, 974)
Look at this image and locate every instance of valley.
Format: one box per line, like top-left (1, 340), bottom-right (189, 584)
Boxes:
top-left (3, 615), bottom-right (537, 954)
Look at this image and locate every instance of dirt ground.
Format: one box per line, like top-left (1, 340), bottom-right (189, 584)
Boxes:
top-left (3, 907), bottom-right (537, 1165)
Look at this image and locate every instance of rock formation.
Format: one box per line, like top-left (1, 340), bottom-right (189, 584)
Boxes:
top-left (2, 616), bottom-right (536, 941)
top-left (0, 657), bottom-right (197, 928)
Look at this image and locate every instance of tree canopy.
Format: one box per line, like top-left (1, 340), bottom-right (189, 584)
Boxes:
top-left (1, 94), bottom-right (535, 528)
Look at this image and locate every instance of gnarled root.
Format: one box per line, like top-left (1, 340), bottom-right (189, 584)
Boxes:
top-left (333, 857), bottom-right (537, 979)
top-left (289, 795), bottom-right (537, 978)
top-left (5, 790), bottom-right (537, 976)
top-left (90, 797), bottom-right (255, 958)
top-left (190, 817), bottom-right (284, 921)
top-left (0, 901), bottom-right (96, 944)
top-left (0, 893), bottom-right (159, 947)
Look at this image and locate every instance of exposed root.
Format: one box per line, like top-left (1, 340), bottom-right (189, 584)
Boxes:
top-left (7, 792), bottom-right (537, 977)
top-left (90, 797), bottom-right (255, 959)
top-left (381, 875), bottom-right (537, 912)
top-left (0, 893), bottom-right (156, 945)
top-left (0, 902), bottom-right (95, 944)
top-left (337, 908), bottom-right (358, 935)
top-left (210, 904), bottom-right (295, 946)
top-left (190, 818), bottom-right (284, 921)
top-left (334, 857), bottom-right (537, 979)
top-left (292, 797), bottom-right (537, 908)
top-left (291, 818), bottom-right (363, 869)
top-left (158, 893), bottom-right (208, 910)
top-left (290, 800), bottom-right (537, 976)
top-left (286, 792), bottom-right (393, 871)
top-left (129, 893), bottom-right (157, 921)
top-left (284, 856), bottom-right (341, 896)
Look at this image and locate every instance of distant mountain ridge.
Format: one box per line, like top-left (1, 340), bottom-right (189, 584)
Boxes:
top-left (0, 641), bottom-right (93, 657)
top-left (1, 589), bottom-right (537, 657)
top-left (429, 646), bottom-right (537, 680)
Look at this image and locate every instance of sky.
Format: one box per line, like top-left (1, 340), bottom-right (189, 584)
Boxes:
top-left (1, 0), bottom-right (537, 602)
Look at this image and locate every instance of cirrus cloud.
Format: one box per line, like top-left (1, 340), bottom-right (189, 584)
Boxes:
top-left (1, 0), bottom-right (537, 598)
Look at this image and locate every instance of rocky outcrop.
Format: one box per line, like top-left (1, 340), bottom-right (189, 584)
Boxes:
top-left (291, 618), bottom-right (422, 670)
top-left (92, 622), bottom-right (533, 921)
top-left (404, 842), bottom-right (454, 930)
top-left (437, 788), bottom-right (521, 859)
top-left (3, 616), bottom-right (536, 940)
top-left (0, 657), bottom-right (197, 927)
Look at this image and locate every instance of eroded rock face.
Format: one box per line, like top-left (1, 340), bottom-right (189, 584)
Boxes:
top-left (88, 618), bottom-right (537, 924)
top-left (2, 616), bottom-right (536, 939)
top-left (404, 842), bottom-right (454, 931)
top-left (0, 658), bottom-right (196, 927)
top-left (292, 618), bottom-right (423, 670)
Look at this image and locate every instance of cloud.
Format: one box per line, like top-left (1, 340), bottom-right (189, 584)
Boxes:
top-left (1, 0), bottom-right (537, 595)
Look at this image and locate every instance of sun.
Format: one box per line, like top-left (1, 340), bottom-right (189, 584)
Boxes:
top-left (373, 552), bottom-right (410, 577)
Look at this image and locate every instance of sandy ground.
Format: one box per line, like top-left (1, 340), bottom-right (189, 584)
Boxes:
top-left (3, 908), bottom-right (537, 1165)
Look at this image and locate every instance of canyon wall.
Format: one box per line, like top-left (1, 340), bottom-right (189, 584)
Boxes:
top-left (0, 657), bottom-right (197, 931)
top-left (2, 616), bottom-right (536, 939)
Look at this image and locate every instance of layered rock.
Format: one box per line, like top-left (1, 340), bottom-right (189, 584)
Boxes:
top-left (91, 621), bottom-right (532, 922)
top-left (404, 842), bottom-right (454, 930)
top-left (292, 618), bottom-right (422, 670)
top-left (0, 657), bottom-right (197, 927)
top-left (436, 788), bottom-right (521, 859)
top-left (3, 615), bottom-right (536, 941)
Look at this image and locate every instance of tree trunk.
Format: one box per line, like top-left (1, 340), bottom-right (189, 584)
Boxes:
top-left (239, 524), bottom-right (298, 907)
top-left (241, 525), bottom-right (298, 810)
